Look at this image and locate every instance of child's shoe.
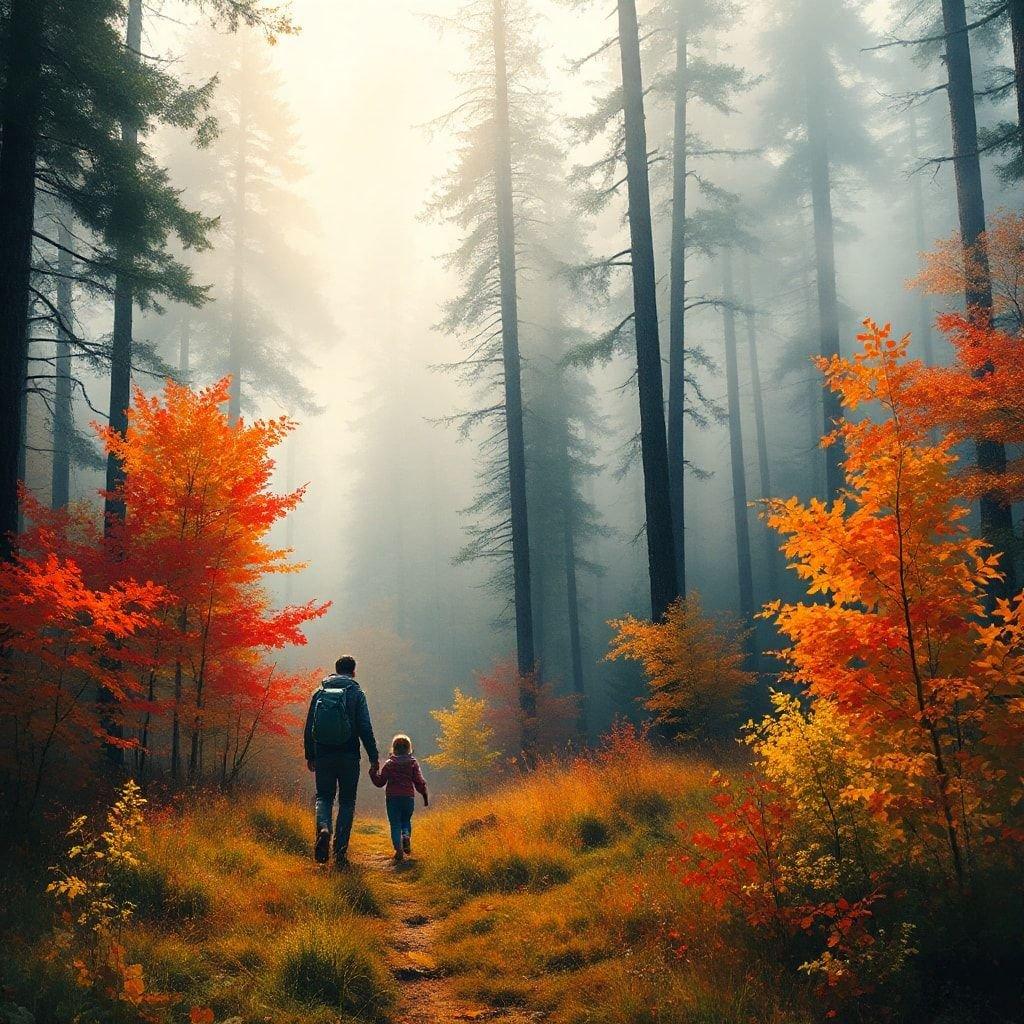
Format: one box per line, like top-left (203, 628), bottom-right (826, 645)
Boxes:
top-left (402, 835), bottom-right (411, 855)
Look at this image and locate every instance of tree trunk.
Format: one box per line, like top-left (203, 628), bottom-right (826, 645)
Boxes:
top-left (942, 0), bottom-right (1017, 592)
top-left (907, 109), bottom-right (935, 366)
top-left (803, 45), bottom-right (844, 502)
top-left (0, 0), bottom-right (46, 560)
top-left (617, 0), bottom-right (679, 621)
top-left (228, 37), bottom-right (248, 424)
top-left (667, 0), bottom-right (688, 594)
top-left (722, 250), bottom-right (756, 662)
top-left (1009, 0), bottom-right (1024, 166)
top-left (741, 254), bottom-right (778, 600)
top-left (556, 415), bottom-right (586, 737)
top-left (103, 0), bottom-right (143, 534)
top-left (51, 225), bottom-right (74, 509)
top-left (492, 0), bottom-right (537, 736)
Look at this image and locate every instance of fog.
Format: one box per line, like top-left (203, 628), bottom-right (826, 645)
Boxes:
top-left (22, 0), bottom-right (1024, 757)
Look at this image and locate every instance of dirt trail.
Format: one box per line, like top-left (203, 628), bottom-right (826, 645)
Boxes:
top-left (366, 850), bottom-right (540, 1024)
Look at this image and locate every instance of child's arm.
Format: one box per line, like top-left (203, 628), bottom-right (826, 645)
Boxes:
top-left (369, 761), bottom-right (388, 787)
top-left (413, 760), bottom-right (429, 805)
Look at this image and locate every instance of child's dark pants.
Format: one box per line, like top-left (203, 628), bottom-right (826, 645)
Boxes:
top-left (385, 795), bottom-right (415, 852)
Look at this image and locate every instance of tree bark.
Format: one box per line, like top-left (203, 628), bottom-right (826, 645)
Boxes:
top-left (667, 1), bottom-right (688, 594)
top-left (942, 0), bottom-right (1017, 593)
top-left (103, 0), bottom-right (143, 533)
top-left (722, 250), bottom-right (756, 661)
top-left (1009, 0), bottom-right (1024, 166)
top-left (741, 254), bottom-right (778, 600)
top-left (617, 0), bottom-right (680, 621)
top-left (492, 0), bottom-right (537, 724)
top-left (51, 224), bottom-right (74, 509)
top-left (803, 44), bottom-right (844, 502)
top-left (0, 0), bottom-right (46, 560)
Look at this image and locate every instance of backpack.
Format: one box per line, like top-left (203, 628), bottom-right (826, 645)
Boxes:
top-left (312, 681), bottom-right (354, 747)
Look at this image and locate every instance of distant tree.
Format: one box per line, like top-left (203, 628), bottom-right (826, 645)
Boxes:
top-left (759, 0), bottom-right (879, 502)
top-left (156, 24), bottom-right (328, 422)
top-left (607, 593), bottom-right (752, 741)
top-left (562, 0), bottom-right (678, 621)
top-left (426, 689), bottom-right (502, 791)
top-left (648, 0), bottom-right (752, 593)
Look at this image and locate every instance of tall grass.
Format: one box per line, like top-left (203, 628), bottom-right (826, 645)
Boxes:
top-left (413, 737), bottom-right (810, 1024)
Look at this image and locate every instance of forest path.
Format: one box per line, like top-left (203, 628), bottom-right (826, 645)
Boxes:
top-left (366, 848), bottom-right (541, 1024)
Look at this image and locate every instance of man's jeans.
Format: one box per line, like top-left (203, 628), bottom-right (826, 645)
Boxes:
top-left (385, 795), bottom-right (415, 852)
top-left (314, 753), bottom-right (360, 853)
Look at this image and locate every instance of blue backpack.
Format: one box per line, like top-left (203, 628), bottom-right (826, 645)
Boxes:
top-left (312, 681), bottom-right (354, 747)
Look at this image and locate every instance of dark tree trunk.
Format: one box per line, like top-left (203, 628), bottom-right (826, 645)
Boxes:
top-left (741, 254), bottom-right (778, 600)
top-left (617, 0), bottom-right (679, 621)
top-left (942, 0), bottom-right (1018, 592)
top-left (803, 46), bottom-right (844, 502)
top-left (492, 0), bottom-right (537, 723)
top-left (51, 225), bottom-right (74, 509)
top-left (228, 44), bottom-right (248, 424)
top-left (103, 0), bottom-right (143, 535)
top-left (908, 108), bottom-right (935, 366)
top-left (1009, 0), bottom-right (1024, 165)
top-left (557, 418), bottom-right (586, 737)
top-left (722, 251), bottom-right (756, 661)
top-left (0, 0), bottom-right (46, 560)
top-left (667, 0), bottom-right (688, 594)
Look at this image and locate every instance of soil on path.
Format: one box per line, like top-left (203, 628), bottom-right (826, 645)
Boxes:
top-left (365, 848), bottom-right (542, 1024)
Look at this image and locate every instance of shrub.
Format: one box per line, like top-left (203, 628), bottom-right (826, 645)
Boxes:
top-left (444, 849), bottom-right (572, 896)
top-left (570, 812), bottom-right (612, 850)
top-left (276, 920), bottom-right (395, 1020)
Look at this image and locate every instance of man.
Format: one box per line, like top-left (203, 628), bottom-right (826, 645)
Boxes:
top-left (303, 655), bottom-right (379, 866)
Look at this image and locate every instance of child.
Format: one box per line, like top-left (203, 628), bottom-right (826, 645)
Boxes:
top-left (369, 734), bottom-right (429, 861)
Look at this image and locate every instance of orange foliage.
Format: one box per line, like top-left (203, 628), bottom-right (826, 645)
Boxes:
top-left (0, 378), bottom-right (325, 810)
top-left (902, 311), bottom-right (1024, 505)
top-left (606, 593), bottom-right (752, 740)
top-left (678, 321), bottom-right (1024, 1006)
top-left (909, 208), bottom-right (1024, 327)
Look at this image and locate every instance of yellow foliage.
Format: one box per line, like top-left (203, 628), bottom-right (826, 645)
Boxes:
top-left (426, 688), bottom-right (502, 790)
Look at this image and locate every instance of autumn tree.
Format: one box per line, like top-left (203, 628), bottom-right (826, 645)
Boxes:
top-left (679, 319), bottom-right (1024, 1011)
top-left (607, 593), bottom-right (752, 740)
top-left (426, 689), bottom-right (502, 791)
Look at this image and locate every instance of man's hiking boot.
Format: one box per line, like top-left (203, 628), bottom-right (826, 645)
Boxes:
top-left (402, 835), bottom-right (411, 855)
top-left (393, 849), bottom-right (405, 863)
top-left (314, 828), bottom-right (330, 864)
top-left (334, 848), bottom-right (349, 870)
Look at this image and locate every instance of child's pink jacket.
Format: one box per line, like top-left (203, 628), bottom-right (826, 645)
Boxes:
top-left (370, 753), bottom-right (428, 800)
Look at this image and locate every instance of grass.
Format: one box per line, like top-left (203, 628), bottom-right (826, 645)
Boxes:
top-left (0, 792), bottom-right (395, 1024)
top-left (410, 741), bottom-right (813, 1024)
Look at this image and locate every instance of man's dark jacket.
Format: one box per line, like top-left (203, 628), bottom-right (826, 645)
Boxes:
top-left (303, 674), bottom-right (379, 763)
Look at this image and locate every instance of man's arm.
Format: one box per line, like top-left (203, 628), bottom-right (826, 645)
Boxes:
top-left (303, 692), bottom-right (317, 764)
top-left (354, 690), bottom-right (379, 764)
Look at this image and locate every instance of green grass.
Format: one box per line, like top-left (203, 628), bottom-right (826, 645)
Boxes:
top-left (277, 918), bottom-right (396, 1020)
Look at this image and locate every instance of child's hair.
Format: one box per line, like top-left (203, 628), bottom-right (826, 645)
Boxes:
top-left (392, 734), bottom-right (412, 755)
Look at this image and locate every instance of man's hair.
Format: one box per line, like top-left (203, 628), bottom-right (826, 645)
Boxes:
top-left (392, 734), bottom-right (412, 755)
top-left (335, 655), bottom-right (356, 676)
